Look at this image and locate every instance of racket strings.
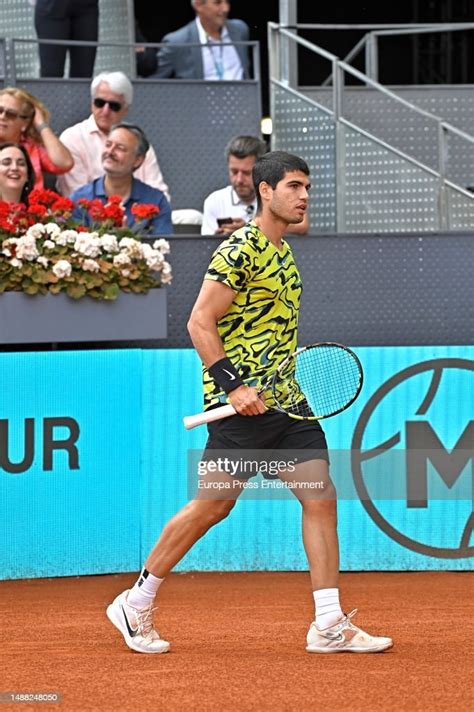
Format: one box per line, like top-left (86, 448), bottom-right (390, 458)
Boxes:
top-left (274, 345), bottom-right (362, 418)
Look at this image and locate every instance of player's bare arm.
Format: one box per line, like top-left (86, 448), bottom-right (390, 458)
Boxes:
top-left (187, 280), bottom-right (266, 416)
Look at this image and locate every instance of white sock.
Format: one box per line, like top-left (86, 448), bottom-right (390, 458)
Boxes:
top-left (127, 567), bottom-right (164, 609)
top-left (313, 588), bottom-right (343, 630)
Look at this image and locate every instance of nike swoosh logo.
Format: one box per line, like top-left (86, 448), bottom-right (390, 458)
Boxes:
top-left (222, 369), bottom-right (236, 381)
top-left (122, 606), bottom-right (138, 637)
top-left (323, 631), bottom-right (346, 643)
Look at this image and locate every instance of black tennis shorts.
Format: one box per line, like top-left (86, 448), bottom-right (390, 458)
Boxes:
top-left (202, 410), bottom-right (329, 480)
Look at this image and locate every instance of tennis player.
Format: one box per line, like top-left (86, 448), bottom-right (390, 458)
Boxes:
top-left (107, 151), bottom-right (393, 654)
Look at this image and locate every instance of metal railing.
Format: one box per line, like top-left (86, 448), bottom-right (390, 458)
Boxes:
top-left (268, 22), bottom-right (474, 232)
top-left (295, 22), bottom-right (474, 85)
top-left (3, 37), bottom-right (261, 84)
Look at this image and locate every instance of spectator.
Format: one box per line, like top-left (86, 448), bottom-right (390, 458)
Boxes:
top-left (0, 143), bottom-right (35, 204)
top-left (202, 135), bottom-right (310, 235)
top-left (57, 71), bottom-right (169, 200)
top-left (0, 88), bottom-right (73, 191)
top-left (33, 0), bottom-right (99, 78)
top-left (156, 0), bottom-right (250, 80)
top-left (71, 123), bottom-right (172, 235)
top-left (135, 22), bottom-right (158, 78)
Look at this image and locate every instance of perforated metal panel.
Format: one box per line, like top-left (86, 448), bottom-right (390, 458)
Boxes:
top-left (447, 186), bottom-right (474, 230)
top-left (96, 0), bottom-right (133, 75)
top-left (140, 233), bottom-right (474, 349)
top-left (343, 125), bottom-right (440, 233)
top-left (19, 78), bottom-right (261, 210)
top-left (129, 82), bottom-right (261, 209)
top-left (0, 39), bottom-right (5, 81)
top-left (272, 82), bottom-right (474, 233)
top-left (446, 129), bottom-right (474, 190)
top-left (0, 0), bottom-right (39, 77)
top-left (0, 0), bottom-right (134, 78)
top-left (272, 83), bottom-right (336, 232)
top-left (303, 86), bottom-right (474, 188)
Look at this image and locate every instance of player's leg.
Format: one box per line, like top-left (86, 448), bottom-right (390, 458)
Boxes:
top-left (106, 465), bottom-right (245, 654)
top-left (278, 457), bottom-right (392, 653)
top-left (277, 458), bottom-right (339, 591)
top-left (144, 485), bottom-right (242, 578)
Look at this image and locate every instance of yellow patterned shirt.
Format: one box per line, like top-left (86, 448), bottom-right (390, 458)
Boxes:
top-left (203, 221), bottom-right (302, 409)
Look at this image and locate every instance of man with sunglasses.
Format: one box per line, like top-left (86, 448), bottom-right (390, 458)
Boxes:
top-left (57, 71), bottom-right (169, 200)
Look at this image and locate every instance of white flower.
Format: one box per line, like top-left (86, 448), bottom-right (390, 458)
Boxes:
top-left (145, 250), bottom-right (165, 271)
top-left (9, 257), bottom-right (23, 268)
top-left (26, 223), bottom-right (46, 239)
top-left (37, 256), bottom-right (49, 268)
top-left (153, 238), bottom-right (170, 254)
top-left (44, 222), bottom-right (61, 239)
top-left (74, 234), bottom-right (101, 258)
top-left (113, 253), bottom-right (131, 266)
top-left (52, 260), bottom-right (72, 278)
top-left (2, 248), bottom-right (12, 257)
top-left (100, 234), bottom-right (119, 253)
top-left (61, 229), bottom-right (79, 244)
top-left (118, 237), bottom-right (143, 258)
top-left (160, 261), bottom-right (172, 284)
top-left (43, 240), bottom-right (56, 250)
top-left (121, 269), bottom-right (130, 277)
top-left (52, 231), bottom-right (68, 247)
top-left (16, 235), bottom-right (39, 261)
top-left (82, 258), bottom-right (100, 273)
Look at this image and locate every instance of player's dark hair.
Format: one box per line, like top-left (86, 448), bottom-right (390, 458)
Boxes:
top-left (253, 151), bottom-right (310, 212)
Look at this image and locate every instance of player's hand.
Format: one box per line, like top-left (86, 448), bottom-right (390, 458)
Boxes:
top-left (215, 218), bottom-right (246, 235)
top-left (228, 385), bottom-right (266, 416)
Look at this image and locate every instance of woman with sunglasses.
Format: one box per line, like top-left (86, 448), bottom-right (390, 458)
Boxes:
top-left (0, 142), bottom-right (36, 205)
top-left (0, 88), bottom-right (73, 190)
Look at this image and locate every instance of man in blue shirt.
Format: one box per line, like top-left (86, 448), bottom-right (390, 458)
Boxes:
top-left (71, 122), bottom-right (173, 235)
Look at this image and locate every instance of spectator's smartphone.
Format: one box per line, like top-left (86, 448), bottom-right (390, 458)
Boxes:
top-left (217, 217), bottom-right (233, 226)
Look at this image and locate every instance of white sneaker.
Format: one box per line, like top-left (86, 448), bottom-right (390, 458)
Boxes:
top-left (306, 609), bottom-right (393, 653)
top-left (106, 589), bottom-right (170, 654)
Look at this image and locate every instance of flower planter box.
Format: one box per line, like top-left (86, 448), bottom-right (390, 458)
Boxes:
top-left (0, 289), bottom-right (167, 344)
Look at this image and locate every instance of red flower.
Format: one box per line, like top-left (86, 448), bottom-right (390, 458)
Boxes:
top-left (29, 188), bottom-right (60, 207)
top-left (27, 204), bottom-right (48, 219)
top-left (51, 197), bottom-right (75, 215)
top-left (87, 199), bottom-right (107, 221)
top-left (131, 203), bottom-right (160, 220)
top-left (0, 200), bottom-right (12, 217)
top-left (107, 195), bottom-right (123, 205)
top-left (77, 198), bottom-right (92, 209)
top-left (103, 203), bottom-right (125, 227)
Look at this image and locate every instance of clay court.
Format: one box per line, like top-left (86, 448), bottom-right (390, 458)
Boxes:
top-left (1, 571), bottom-right (472, 711)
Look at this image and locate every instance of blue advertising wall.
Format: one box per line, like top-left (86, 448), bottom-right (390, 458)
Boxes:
top-left (0, 346), bottom-right (472, 579)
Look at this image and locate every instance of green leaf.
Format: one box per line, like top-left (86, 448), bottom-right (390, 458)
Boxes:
top-left (103, 283), bottom-right (120, 300)
top-left (66, 284), bottom-right (87, 299)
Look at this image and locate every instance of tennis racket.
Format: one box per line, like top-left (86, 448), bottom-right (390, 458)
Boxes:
top-left (183, 342), bottom-right (363, 430)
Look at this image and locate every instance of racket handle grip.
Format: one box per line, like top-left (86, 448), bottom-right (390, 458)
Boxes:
top-left (183, 403), bottom-right (237, 430)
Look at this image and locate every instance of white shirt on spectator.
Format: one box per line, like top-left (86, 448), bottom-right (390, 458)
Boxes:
top-left (196, 18), bottom-right (243, 81)
top-left (201, 185), bottom-right (255, 234)
top-left (56, 114), bottom-right (170, 200)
